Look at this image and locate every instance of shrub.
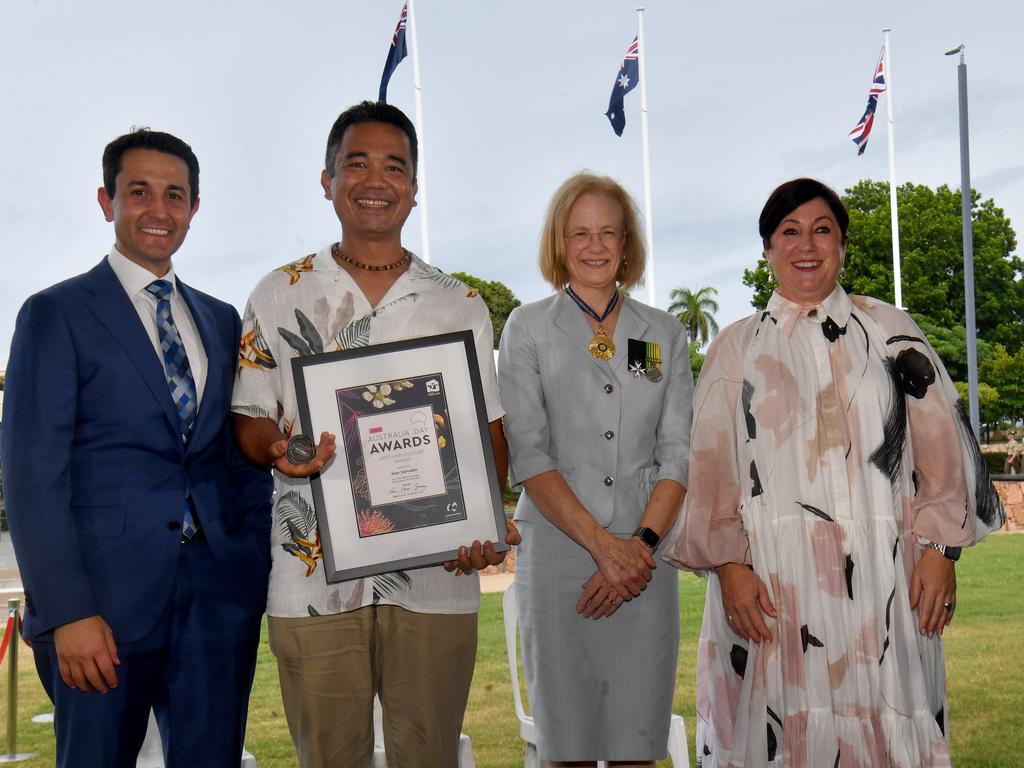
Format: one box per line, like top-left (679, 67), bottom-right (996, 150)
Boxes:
top-left (986, 451), bottom-right (1009, 475)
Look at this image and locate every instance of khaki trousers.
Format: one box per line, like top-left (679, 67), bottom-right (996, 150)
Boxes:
top-left (268, 605), bottom-right (477, 768)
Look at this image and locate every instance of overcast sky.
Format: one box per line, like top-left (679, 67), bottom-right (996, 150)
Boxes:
top-left (2, 0), bottom-right (1022, 367)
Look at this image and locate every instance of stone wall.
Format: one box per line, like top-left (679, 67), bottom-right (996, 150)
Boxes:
top-left (994, 480), bottom-right (1024, 531)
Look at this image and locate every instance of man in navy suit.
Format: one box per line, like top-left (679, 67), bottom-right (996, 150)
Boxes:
top-left (0, 129), bottom-right (273, 767)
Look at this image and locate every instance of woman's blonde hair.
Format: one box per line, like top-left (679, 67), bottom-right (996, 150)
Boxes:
top-left (538, 172), bottom-right (646, 291)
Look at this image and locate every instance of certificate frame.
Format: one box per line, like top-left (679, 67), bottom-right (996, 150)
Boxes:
top-left (291, 330), bottom-right (508, 583)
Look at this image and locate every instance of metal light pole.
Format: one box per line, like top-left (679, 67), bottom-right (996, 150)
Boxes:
top-left (946, 44), bottom-right (980, 439)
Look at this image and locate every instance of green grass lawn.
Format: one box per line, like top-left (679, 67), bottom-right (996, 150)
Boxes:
top-left (3, 535), bottom-right (1022, 766)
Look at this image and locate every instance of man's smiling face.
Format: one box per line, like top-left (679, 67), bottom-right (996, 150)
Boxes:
top-left (321, 121), bottom-right (417, 243)
top-left (97, 148), bottom-right (198, 276)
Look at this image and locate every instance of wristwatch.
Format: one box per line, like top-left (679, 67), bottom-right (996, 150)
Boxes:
top-left (632, 526), bottom-right (661, 551)
top-left (924, 541), bottom-right (962, 562)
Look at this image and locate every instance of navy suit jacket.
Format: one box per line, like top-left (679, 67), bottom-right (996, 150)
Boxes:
top-left (1, 258), bottom-right (273, 642)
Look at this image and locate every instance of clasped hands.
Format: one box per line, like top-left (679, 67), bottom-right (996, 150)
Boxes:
top-left (577, 535), bottom-right (655, 619)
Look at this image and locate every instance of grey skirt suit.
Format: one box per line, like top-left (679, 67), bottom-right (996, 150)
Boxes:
top-left (498, 292), bottom-right (693, 761)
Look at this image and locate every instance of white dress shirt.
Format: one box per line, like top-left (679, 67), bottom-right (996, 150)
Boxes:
top-left (107, 247), bottom-right (208, 404)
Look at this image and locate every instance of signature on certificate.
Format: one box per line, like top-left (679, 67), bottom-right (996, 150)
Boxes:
top-left (390, 481), bottom-right (429, 498)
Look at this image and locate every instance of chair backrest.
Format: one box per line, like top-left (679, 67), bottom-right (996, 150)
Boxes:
top-left (502, 583), bottom-right (529, 722)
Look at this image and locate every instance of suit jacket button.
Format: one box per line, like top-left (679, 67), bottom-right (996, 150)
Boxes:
top-left (168, 521), bottom-right (181, 531)
top-left (603, 476), bottom-right (614, 486)
top-left (604, 384), bottom-right (614, 393)
top-left (604, 430), bottom-right (615, 440)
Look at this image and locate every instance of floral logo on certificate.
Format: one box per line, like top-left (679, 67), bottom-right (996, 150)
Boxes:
top-left (336, 373), bottom-right (467, 537)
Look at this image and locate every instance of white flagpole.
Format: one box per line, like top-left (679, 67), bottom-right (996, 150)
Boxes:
top-left (883, 28), bottom-right (902, 308)
top-left (636, 7), bottom-right (655, 307)
top-left (406, 0), bottom-right (431, 264)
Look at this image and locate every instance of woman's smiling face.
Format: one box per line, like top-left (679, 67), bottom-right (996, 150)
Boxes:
top-left (766, 196), bottom-right (846, 306)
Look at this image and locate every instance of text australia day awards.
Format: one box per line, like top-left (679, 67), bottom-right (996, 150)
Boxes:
top-left (355, 395), bottom-right (463, 517)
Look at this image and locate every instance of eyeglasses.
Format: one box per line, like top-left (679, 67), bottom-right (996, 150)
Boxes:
top-left (563, 228), bottom-right (625, 247)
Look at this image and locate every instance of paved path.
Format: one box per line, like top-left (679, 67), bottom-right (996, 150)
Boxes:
top-left (480, 572), bottom-right (513, 594)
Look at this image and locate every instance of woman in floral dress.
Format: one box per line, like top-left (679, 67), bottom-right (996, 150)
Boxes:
top-left (662, 178), bottom-right (1005, 767)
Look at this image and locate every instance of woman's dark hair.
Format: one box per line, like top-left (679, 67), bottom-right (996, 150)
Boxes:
top-left (758, 178), bottom-right (849, 249)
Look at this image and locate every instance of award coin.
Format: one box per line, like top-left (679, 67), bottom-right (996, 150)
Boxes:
top-left (645, 365), bottom-right (663, 383)
top-left (285, 434), bottom-right (317, 465)
top-left (589, 334), bottom-right (616, 360)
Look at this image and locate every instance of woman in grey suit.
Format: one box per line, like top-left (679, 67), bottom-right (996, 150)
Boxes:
top-left (499, 172), bottom-right (693, 766)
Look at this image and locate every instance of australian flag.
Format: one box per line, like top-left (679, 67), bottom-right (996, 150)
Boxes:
top-left (378, 2), bottom-right (409, 103)
top-left (606, 36), bottom-right (639, 136)
top-left (849, 46), bottom-right (887, 155)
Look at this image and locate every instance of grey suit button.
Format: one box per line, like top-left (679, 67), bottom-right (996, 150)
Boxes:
top-left (603, 476), bottom-right (614, 486)
top-left (604, 430), bottom-right (615, 440)
top-left (604, 384), bottom-right (614, 393)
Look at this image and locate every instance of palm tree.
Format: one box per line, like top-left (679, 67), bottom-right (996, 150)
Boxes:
top-left (667, 286), bottom-right (720, 346)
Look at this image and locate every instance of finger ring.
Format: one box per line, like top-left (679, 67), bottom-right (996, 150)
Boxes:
top-left (943, 602), bottom-right (954, 611)
top-left (607, 596), bottom-right (615, 604)
top-left (727, 614), bottom-right (733, 622)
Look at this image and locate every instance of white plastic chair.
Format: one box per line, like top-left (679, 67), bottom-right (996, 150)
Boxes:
top-left (502, 583), bottom-right (540, 768)
top-left (502, 583), bottom-right (691, 768)
top-left (136, 710), bottom-right (256, 767)
top-left (371, 694), bottom-right (476, 767)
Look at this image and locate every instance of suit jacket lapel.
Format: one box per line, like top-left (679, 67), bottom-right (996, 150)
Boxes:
top-left (178, 280), bottom-right (222, 453)
top-left (553, 292), bottom-right (611, 375)
top-left (81, 259), bottom-right (181, 442)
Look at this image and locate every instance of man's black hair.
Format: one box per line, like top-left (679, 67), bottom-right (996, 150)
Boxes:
top-left (324, 101), bottom-right (418, 181)
top-left (102, 128), bottom-right (200, 207)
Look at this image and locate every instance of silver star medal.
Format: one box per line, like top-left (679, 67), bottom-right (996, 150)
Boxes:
top-left (629, 361), bottom-right (647, 379)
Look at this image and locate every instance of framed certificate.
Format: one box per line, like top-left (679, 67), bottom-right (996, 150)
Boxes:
top-left (291, 330), bottom-right (508, 583)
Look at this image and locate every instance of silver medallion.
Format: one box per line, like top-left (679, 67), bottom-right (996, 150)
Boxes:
top-left (285, 434), bottom-right (317, 465)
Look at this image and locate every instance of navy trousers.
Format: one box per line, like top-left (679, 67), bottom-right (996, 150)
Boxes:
top-left (33, 539), bottom-right (262, 768)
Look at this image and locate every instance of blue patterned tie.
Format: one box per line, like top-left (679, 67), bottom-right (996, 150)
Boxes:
top-left (145, 279), bottom-right (199, 540)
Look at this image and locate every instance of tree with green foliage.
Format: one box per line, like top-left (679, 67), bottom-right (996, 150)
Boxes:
top-left (667, 286), bottom-right (720, 347)
top-left (450, 272), bottom-right (522, 349)
top-left (688, 341), bottom-right (705, 383)
top-left (980, 344), bottom-right (1024, 425)
top-left (954, 381), bottom-right (1000, 426)
top-left (743, 181), bottom-right (1023, 356)
top-left (909, 313), bottom-right (994, 383)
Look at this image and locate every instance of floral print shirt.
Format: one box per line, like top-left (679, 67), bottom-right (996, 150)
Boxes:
top-left (232, 247), bottom-right (503, 618)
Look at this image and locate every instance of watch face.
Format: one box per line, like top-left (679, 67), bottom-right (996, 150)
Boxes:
top-left (634, 527), bottom-right (660, 549)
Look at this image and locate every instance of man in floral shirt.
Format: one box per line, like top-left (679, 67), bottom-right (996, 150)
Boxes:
top-left (231, 101), bottom-right (516, 768)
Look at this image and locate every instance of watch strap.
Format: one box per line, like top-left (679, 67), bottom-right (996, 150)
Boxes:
top-left (925, 540), bottom-right (961, 562)
top-left (632, 526), bottom-right (661, 551)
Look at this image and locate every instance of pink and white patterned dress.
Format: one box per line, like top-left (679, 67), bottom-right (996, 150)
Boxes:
top-left (662, 287), bottom-right (1004, 768)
